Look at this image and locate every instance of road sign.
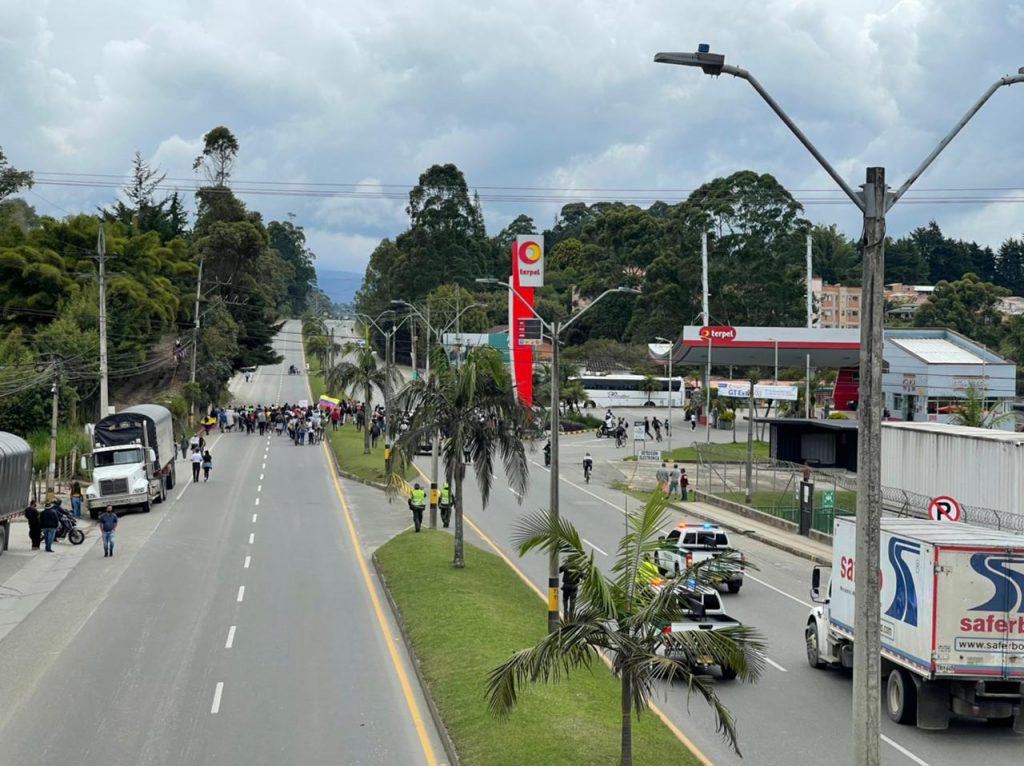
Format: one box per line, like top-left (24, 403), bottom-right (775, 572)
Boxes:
top-left (517, 317), bottom-right (543, 346)
top-left (638, 450), bottom-right (661, 462)
top-left (928, 496), bottom-right (962, 523)
top-left (822, 490), bottom-right (835, 510)
top-left (633, 421), bottom-right (646, 442)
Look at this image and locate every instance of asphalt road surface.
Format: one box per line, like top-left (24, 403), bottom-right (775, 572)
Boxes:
top-left (422, 433), bottom-right (1022, 766)
top-left (0, 320), bottom-right (441, 766)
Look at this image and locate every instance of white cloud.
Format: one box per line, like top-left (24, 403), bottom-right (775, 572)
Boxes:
top-left (3, 0), bottom-right (1022, 272)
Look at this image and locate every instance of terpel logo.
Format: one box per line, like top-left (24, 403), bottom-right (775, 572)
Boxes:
top-left (970, 553), bottom-right (1024, 612)
top-left (699, 326), bottom-right (736, 342)
top-left (884, 538), bottom-right (920, 626)
top-left (518, 240), bottom-right (543, 264)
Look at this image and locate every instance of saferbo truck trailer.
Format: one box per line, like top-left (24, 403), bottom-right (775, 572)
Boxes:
top-left (806, 517), bottom-right (1023, 732)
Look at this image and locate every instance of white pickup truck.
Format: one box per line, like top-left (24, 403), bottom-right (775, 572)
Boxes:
top-left (654, 581), bottom-right (743, 680)
top-left (654, 522), bottom-right (745, 593)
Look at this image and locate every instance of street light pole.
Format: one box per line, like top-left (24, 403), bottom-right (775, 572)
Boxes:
top-left (656, 45), bottom-right (1024, 765)
top-left (477, 279), bottom-right (639, 633)
top-left (656, 336), bottom-right (674, 452)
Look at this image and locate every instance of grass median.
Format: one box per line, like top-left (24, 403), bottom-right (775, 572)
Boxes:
top-left (375, 529), bottom-right (702, 766)
top-left (305, 364), bottom-right (413, 485)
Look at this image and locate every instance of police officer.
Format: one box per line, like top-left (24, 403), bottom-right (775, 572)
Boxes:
top-left (438, 482), bottom-right (453, 528)
top-left (409, 483), bottom-right (426, 532)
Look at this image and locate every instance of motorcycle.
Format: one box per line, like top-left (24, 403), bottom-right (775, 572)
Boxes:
top-left (55, 509), bottom-right (85, 545)
top-left (595, 423), bottom-right (617, 439)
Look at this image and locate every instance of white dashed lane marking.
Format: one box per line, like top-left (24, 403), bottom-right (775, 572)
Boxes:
top-left (236, 586), bottom-right (245, 603)
top-left (225, 626), bottom-right (236, 649)
top-left (211, 682), bottom-right (224, 714)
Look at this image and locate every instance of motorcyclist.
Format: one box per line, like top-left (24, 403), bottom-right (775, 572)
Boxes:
top-left (543, 440), bottom-right (551, 467)
top-left (583, 452), bottom-right (594, 481)
top-left (408, 483), bottom-right (427, 532)
top-left (439, 482), bottom-right (453, 528)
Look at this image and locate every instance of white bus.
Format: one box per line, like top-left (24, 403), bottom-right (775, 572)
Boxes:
top-left (574, 374), bottom-right (685, 408)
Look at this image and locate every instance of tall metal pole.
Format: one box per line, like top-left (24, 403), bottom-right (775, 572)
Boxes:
top-left (806, 232), bottom-right (813, 418)
top-left (189, 257), bottom-right (204, 423)
top-left (424, 305), bottom-right (440, 528)
top-left (97, 226), bottom-right (109, 418)
top-left (705, 336), bottom-right (711, 443)
top-left (667, 348), bottom-right (673, 453)
top-left (853, 168), bottom-right (887, 766)
top-left (410, 314), bottom-right (418, 379)
top-left (701, 230), bottom-right (710, 325)
top-left (548, 318), bottom-right (561, 633)
top-left (46, 361), bottom-right (60, 498)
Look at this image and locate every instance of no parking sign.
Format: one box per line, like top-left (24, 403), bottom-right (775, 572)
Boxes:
top-left (928, 496), bottom-right (962, 523)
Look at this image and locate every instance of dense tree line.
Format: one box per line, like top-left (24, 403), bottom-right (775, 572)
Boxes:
top-left (357, 162), bottom-right (1024, 374)
top-left (0, 133), bottom-right (318, 434)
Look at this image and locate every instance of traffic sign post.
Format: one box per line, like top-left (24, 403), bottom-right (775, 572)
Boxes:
top-left (822, 490), bottom-right (835, 510)
top-left (928, 496), bottom-right (962, 523)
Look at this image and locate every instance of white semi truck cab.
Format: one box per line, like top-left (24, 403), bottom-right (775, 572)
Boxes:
top-left (806, 517), bottom-right (1024, 732)
top-left (83, 404), bottom-right (176, 518)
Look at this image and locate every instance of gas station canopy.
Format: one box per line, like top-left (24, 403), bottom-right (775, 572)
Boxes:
top-left (652, 326), bottom-right (862, 368)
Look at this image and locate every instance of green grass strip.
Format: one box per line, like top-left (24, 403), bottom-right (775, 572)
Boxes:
top-left (375, 529), bottom-right (702, 766)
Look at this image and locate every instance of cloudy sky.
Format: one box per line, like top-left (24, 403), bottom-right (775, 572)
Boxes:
top-left (3, 0), bottom-right (1023, 274)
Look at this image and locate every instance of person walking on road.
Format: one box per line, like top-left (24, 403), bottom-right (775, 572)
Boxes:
top-left (191, 448), bottom-right (202, 482)
top-left (668, 464), bottom-right (681, 499)
top-left (559, 562), bottom-right (581, 619)
top-left (690, 411), bottom-right (697, 431)
top-left (680, 469), bottom-right (689, 502)
top-left (408, 483), bottom-right (426, 532)
top-left (643, 416), bottom-right (652, 440)
top-left (202, 450), bottom-right (213, 481)
top-left (99, 505), bottom-right (118, 557)
top-left (439, 482), bottom-right (453, 528)
top-left (70, 481), bottom-right (83, 518)
top-left (652, 417), bottom-right (662, 442)
top-left (24, 500), bottom-right (40, 550)
top-left (40, 501), bottom-right (59, 552)
top-left (655, 462), bottom-right (669, 495)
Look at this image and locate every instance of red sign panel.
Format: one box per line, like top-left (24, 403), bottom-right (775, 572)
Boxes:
top-left (699, 326), bottom-right (737, 343)
top-left (928, 496), bottom-right (962, 523)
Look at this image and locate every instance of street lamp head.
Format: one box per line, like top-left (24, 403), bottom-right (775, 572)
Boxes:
top-left (616, 286), bottom-right (642, 294)
top-left (475, 277), bottom-right (501, 285)
top-left (654, 45), bottom-right (725, 76)
top-left (390, 299), bottom-right (410, 306)
top-left (655, 336), bottom-right (671, 344)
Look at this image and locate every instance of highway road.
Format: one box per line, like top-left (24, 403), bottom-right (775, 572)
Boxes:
top-left (425, 432), bottom-right (1021, 766)
top-left (0, 320), bottom-right (441, 766)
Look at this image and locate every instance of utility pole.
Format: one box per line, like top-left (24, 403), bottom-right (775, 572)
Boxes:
top-left (189, 257), bottom-right (204, 423)
top-left (806, 232), bottom-right (813, 418)
top-left (46, 361), bottom-right (60, 498)
top-left (656, 46), bottom-right (1023, 766)
top-left (427, 304), bottom-right (440, 529)
top-left (410, 315), bottom-right (418, 379)
top-left (701, 231), bottom-right (711, 441)
top-left (745, 375), bottom-right (754, 504)
top-left (852, 168), bottom-right (887, 765)
top-left (97, 225), bottom-right (109, 418)
top-left (548, 318), bottom-right (561, 633)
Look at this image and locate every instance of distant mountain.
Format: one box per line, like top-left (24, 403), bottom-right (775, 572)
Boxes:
top-left (316, 268), bottom-right (364, 305)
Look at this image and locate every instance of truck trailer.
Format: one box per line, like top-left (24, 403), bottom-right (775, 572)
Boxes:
top-left (0, 432), bottom-right (33, 555)
top-left (83, 404), bottom-right (176, 518)
top-left (880, 421), bottom-right (1024, 516)
top-left (806, 517), bottom-right (1023, 732)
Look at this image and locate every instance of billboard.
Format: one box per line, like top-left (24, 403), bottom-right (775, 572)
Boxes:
top-left (516, 234), bottom-right (544, 287)
top-left (717, 382), bottom-right (799, 401)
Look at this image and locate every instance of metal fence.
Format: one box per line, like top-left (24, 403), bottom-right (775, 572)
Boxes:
top-left (693, 443), bottom-right (1024, 535)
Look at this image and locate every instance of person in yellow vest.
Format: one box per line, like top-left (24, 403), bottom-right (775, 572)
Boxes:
top-left (637, 558), bottom-right (660, 587)
top-left (408, 483), bottom-right (426, 532)
top-left (438, 483), bottom-right (453, 528)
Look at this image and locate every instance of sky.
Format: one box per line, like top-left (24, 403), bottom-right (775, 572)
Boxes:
top-left (3, 0), bottom-right (1023, 275)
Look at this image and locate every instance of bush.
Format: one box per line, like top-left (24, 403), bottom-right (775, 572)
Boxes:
top-left (25, 426), bottom-right (91, 472)
top-left (828, 412), bottom-right (849, 420)
top-left (718, 410), bottom-right (736, 423)
top-left (562, 412), bottom-right (602, 428)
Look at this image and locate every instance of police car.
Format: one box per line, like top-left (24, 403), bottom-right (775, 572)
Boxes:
top-left (653, 522), bottom-right (745, 593)
top-left (651, 579), bottom-right (743, 680)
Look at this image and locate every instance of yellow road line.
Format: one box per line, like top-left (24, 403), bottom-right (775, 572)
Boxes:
top-left (303, 333), bottom-right (439, 766)
top-left (411, 465), bottom-right (713, 765)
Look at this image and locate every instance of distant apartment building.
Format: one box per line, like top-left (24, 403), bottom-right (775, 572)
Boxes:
top-left (812, 279), bottom-right (936, 328)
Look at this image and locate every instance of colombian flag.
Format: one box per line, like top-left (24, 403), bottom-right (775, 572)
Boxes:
top-left (318, 394), bottom-right (340, 409)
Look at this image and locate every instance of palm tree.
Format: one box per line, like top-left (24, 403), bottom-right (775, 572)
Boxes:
top-left (391, 346), bottom-right (529, 567)
top-left (948, 381), bottom-right (1015, 428)
top-left (487, 493), bottom-right (765, 765)
top-left (325, 342), bottom-right (394, 454)
top-left (640, 374), bottom-right (658, 406)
